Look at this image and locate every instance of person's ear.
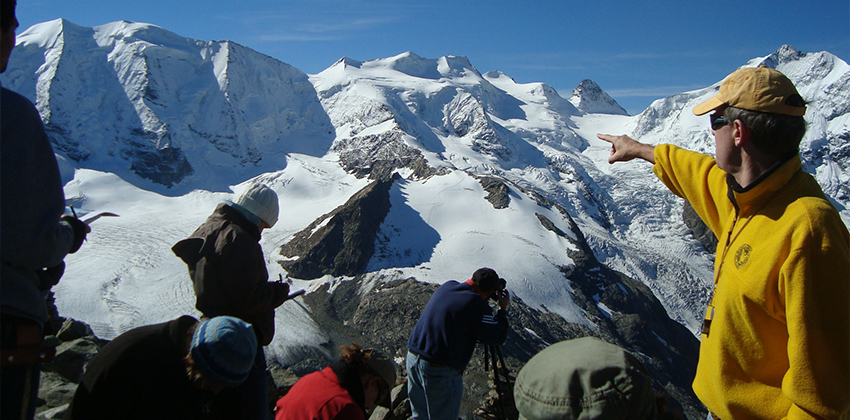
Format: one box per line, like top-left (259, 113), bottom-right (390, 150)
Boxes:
top-left (732, 119), bottom-right (749, 148)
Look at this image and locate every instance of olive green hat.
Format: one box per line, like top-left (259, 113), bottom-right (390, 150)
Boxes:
top-left (514, 337), bottom-right (657, 420)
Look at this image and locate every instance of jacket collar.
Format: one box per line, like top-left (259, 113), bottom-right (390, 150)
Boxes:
top-left (168, 315), bottom-right (200, 354)
top-left (464, 279), bottom-right (489, 300)
top-left (215, 204), bottom-right (262, 241)
top-left (726, 154), bottom-right (801, 213)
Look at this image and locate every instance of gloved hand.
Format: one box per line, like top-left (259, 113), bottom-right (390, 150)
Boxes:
top-left (61, 215), bottom-right (90, 253)
top-left (277, 281), bottom-right (290, 297)
top-left (272, 274), bottom-right (292, 308)
top-left (38, 262), bottom-right (65, 290)
top-left (497, 289), bottom-right (511, 311)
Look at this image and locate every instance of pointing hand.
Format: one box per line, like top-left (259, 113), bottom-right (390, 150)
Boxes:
top-left (596, 134), bottom-right (656, 164)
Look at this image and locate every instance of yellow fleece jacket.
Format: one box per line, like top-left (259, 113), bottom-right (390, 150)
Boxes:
top-left (652, 144), bottom-right (850, 420)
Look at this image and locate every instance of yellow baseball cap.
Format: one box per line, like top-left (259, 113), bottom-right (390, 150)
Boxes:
top-left (693, 66), bottom-right (806, 116)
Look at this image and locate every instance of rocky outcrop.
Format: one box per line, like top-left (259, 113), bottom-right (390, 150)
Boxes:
top-left (278, 175), bottom-right (398, 279)
top-left (479, 176), bottom-right (510, 209)
top-left (334, 130), bottom-right (438, 180)
top-left (287, 264), bottom-right (702, 420)
top-left (683, 201), bottom-right (718, 253)
top-left (35, 318), bottom-right (106, 419)
top-left (124, 144), bottom-right (194, 188)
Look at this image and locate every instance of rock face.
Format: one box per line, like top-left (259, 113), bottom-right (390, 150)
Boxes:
top-left (279, 175), bottom-right (398, 279)
top-left (480, 176), bottom-right (511, 209)
top-left (683, 201), bottom-right (718, 253)
top-left (35, 317), bottom-right (106, 419)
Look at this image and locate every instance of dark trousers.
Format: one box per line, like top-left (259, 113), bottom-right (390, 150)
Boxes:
top-left (1, 315), bottom-right (43, 420)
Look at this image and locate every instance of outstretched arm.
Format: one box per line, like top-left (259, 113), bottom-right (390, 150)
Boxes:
top-left (597, 134), bottom-right (656, 164)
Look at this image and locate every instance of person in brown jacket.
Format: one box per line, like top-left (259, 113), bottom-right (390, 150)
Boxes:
top-left (173, 183), bottom-right (290, 420)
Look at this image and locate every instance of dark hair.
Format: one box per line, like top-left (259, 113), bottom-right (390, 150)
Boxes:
top-left (724, 106), bottom-right (806, 158)
top-left (338, 342), bottom-right (370, 367)
top-left (1, 0), bottom-right (15, 32)
top-left (472, 267), bottom-right (502, 293)
top-left (332, 343), bottom-right (380, 413)
top-left (337, 343), bottom-right (384, 381)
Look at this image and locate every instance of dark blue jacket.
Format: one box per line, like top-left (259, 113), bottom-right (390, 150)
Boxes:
top-left (407, 280), bottom-right (508, 372)
top-left (1, 87), bottom-right (75, 327)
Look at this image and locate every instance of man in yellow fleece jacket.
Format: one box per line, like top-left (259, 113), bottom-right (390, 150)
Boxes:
top-left (598, 66), bottom-right (849, 420)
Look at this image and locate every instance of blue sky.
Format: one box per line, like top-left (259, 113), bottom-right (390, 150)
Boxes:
top-left (14, 0), bottom-right (850, 115)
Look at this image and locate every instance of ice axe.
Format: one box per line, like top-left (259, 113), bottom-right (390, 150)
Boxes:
top-left (81, 212), bottom-right (120, 225)
top-left (279, 274), bottom-right (305, 300)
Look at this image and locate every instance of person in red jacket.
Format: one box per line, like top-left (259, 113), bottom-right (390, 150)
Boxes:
top-left (275, 343), bottom-right (396, 420)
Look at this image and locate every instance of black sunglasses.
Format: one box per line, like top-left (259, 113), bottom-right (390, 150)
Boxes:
top-left (710, 113), bottom-right (731, 131)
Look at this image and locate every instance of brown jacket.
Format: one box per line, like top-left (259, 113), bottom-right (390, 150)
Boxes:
top-left (173, 204), bottom-right (288, 345)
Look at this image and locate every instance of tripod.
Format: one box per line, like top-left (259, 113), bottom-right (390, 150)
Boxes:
top-left (484, 344), bottom-right (509, 419)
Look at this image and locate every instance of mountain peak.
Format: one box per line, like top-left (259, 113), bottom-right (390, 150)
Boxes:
top-left (436, 55), bottom-right (479, 79)
top-left (371, 51), bottom-right (442, 79)
top-left (569, 79), bottom-right (628, 116)
top-left (483, 70), bottom-right (511, 81)
top-left (355, 52), bottom-right (480, 81)
top-left (17, 18), bottom-right (87, 48)
top-left (746, 44), bottom-right (805, 69)
top-left (333, 56), bottom-right (365, 69)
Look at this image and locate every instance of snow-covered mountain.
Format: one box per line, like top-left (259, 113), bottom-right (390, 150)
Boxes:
top-left (569, 79), bottom-right (629, 115)
top-left (4, 19), bottom-right (849, 419)
top-left (2, 19), bottom-right (333, 193)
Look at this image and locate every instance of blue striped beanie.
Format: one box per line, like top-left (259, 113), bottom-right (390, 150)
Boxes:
top-left (190, 316), bottom-right (258, 387)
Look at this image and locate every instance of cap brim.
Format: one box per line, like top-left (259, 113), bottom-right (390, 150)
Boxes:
top-left (692, 96), bottom-right (725, 116)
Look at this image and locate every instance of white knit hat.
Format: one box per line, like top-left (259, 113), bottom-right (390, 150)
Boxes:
top-left (232, 183), bottom-right (279, 227)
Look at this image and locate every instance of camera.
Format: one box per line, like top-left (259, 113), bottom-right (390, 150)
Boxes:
top-left (490, 278), bottom-right (507, 300)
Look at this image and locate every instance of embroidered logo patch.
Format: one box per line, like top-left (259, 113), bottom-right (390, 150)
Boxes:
top-left (735, 244), bottom-right (752, 268)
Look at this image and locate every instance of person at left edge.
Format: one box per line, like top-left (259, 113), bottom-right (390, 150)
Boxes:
top-left (172, 183), bottom-right (291, 420)
top-left (1, 1), bottom-right (90, 419)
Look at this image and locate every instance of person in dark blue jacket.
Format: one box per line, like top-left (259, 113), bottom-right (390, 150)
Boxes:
top-left (406, 267), bottom-right (510, 420)
top-left (1, 2), bottom-right (89, 419)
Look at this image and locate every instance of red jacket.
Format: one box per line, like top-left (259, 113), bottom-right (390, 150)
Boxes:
top-left (275, 367), bottom-right (366, 420)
